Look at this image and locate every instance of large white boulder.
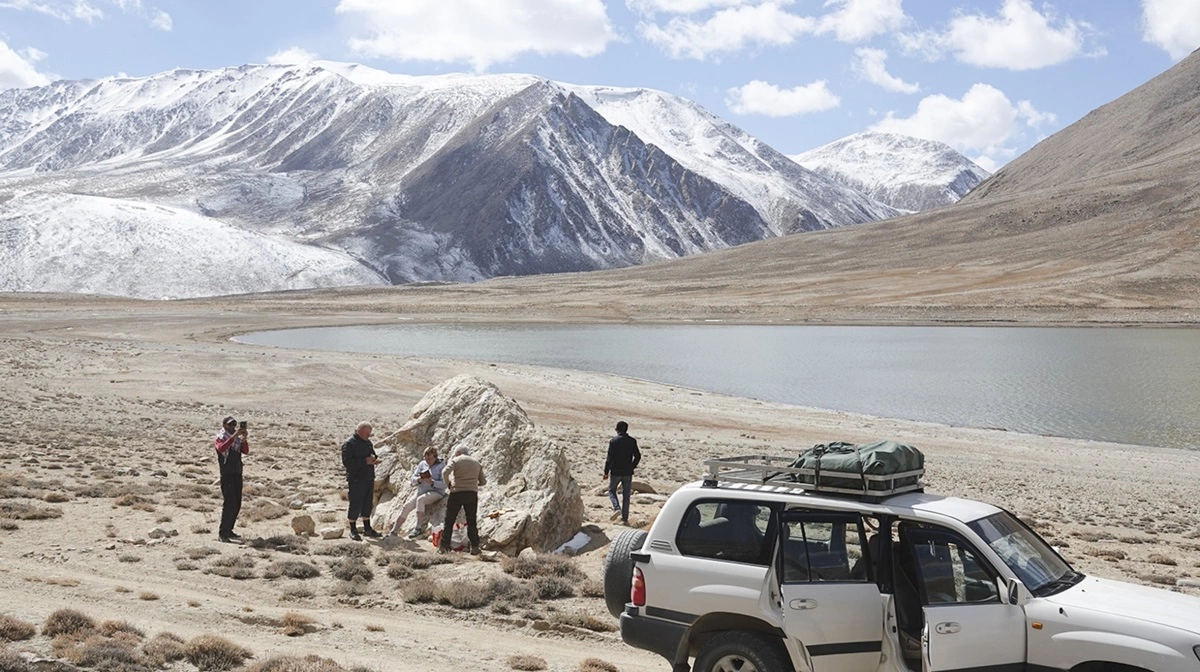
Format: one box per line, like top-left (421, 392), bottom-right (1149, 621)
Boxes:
top-left (372, 375), bottom-right (584, 553)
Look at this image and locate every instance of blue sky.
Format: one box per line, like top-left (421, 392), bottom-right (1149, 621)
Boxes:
top-left (2, 0), bottom-right (1198, 171)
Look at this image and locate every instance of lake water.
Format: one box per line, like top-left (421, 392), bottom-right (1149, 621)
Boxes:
top-left (236, 324), bottom-right (1200, 450)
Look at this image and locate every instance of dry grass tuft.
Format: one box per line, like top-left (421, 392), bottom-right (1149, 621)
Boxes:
top-left (0, 648), bottom-right (33, 672)
top-left (0, 501), bottom-right (63, 520)
top-left (1086, 548), bottom-right (1126, 560)
top-left (176, 559), bottom-right (200, 571)
top-left (329, 558), bottom-right (374, 582)
top-left (185, 546), bottom-right (222, 560)
top-left (42, 608), bottom-right (96, 637)
top-left (502, 554), bottom-right (587, 582)
top-left (315, 542), bottom-right (372, 559)
top-left (386, 563), bottom-right (414, 580)
top-left (1137, 573), bottom-right (1177, 585)
top-left (508, 654), bottom-right (548, 670)
top-left (249, 534), bottom-right (309, 554)
top-left (143, 631), bottom-right (187, 667)
top-left (245, 653), bottom-right (363, 672)
top-left (579, 579), bottom-right (605, 598)
top-left (365, 623), bottom-right (384, 632)
top-left (119, 553), bottom-right (142, 563)
top-left (550, 612), bottom-right (618, 633)
top-left (399, 576), bottom-right (438, 603)
top-left (184, 634), bottom-right (253, 671)
top-left (42, 491), bottom-right (71, 503)
top-left (389, 551), bottom-right (453, 570)
top-left (0, 614), bottom-right (37, 641)
top-left (280, 612), bottom-right (317, 637)
top-left (531, 575), bottom-right (576, 599)
top-left (139, 592), bottom-right (160, 601)
top-left (579, 658), bottom-right (619, 672)
top-left (207, 554), bottom-right (257, 580)
top-left (0, 520), bottom-right (17, 530)
top-left (99, 620), bottom-right (145, 639)
top-left (1148, 553), bottom-right (1178, 566)
top-left (264, 560), bottom-right (321, 580)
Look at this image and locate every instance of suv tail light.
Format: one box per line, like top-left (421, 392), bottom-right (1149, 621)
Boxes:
top-left (631, 567), bottom-right (646, 607)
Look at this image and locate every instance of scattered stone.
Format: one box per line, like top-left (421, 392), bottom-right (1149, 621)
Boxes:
top-left (518, 547), bottom-right (538, 561)
top-left (148, 527), bottom-right (178, 539)
top-left (319, 526), bottom-right (344, 540)
top-left (151, 470), bottom-right (168, 478)
top-left (289, 500), bottom-right (305, 510)
top-left (531, 620), bottom-right (551, 632)
top-left (1177, 578), bottom-right (1200, 588)
top-left (291, 515), bottom-right (316, 536)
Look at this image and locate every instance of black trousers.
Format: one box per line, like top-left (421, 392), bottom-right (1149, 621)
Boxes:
top-left (440, 490), bottom-right (479, 550)
top-left (347, 478), bottom-right (374, 520)
top-left (219, 470), bottom-right (243, 536)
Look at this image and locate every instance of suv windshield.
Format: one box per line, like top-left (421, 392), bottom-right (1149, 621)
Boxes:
top-left (968, 511), bottom-right (1080, 596)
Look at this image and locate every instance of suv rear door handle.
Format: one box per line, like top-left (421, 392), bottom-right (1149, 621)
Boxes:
top-left (934, 622), bottom-right (960, 635)
top-left (789, 599), bottom-right (818, 610)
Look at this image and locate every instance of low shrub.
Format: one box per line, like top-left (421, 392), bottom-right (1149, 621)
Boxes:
top-left (184, 634), bottom-right (253, 671)
top-left (185, 546), bottom-right (222, 560)
top-left (436, 581), bottom-right (492, 610)
top-left (579, 658), bottom-right (619, 672)
top-left (281, 587), bottom-right (315, 601)
top-left (399, 576), bottom-right (438, 604)
top-left (0, 649), bottom-right (32, 672)
top-left (246, 654), bottom-right (361, 672)
top-left (99, 620), bottom-right (144, 639)
top-left (280, 612), bottom-right (316, 637)
top-left (330, 558), bottom-right (373, 582)
top-left (142, 632), bottom-right (187, 667)
top-left (0, 501), bottom-right (63, 520)
top-left (1148, 553), bottom-right (1178, 566)
top-left (118, 553), bottom-right (142, 563)
top-left (508, 654), bottom-right (547, 670)
top-left (42, 608), bottom-right (96, 637)
top-left (390, 551), bottom-right (453, 570)
top-left (242, 499), bottom-right (289, 522)
top-left (175, 559), bottom-right (200, 571)
top-left (264, 560), bottom-right (321, 580)
top-left (579, 579), bottom-right (605, 598)
top-left (551, 612), bottom-right (617, 633)
top-left (249, 535), bottom-right (309, 554)
top-left (386, 564), bottom-right (413, 580)
top-left (0, 614), bottom-right (37, 641)
top-left (531, 575), bottom-right (575, 599)
top-left (315, 543), bottom-right (372, 559)
top-left (502, 554), bottom-right (587, 582)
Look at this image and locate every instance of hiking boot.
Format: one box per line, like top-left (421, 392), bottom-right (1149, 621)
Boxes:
top-left (406, 529), bottom-right (423, 540)
top-left (436, 547), bottom-right (449, 555)
top-left (363, 528), bottom-right (382, 539)
top-left (226, 531), bottom-right (241, 539)
top-left (219, 534), bottom-right (232, 543)
top-left (350, 532), bottom-right (363, 542)
top-left (469, 545), bottom-right (481, 556)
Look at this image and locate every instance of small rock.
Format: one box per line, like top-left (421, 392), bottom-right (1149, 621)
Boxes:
top-left (291, 515), bottom-right (316, 536)
top-left (289, 500), bottom-right (305, 510)
top-left (517, 547), bottom-right (538, 561)
top-left (151, 470), bottom-right (168, 478)
top-left (531, 620), bottom-right (551, 632)
top-left (148, 527), bottom-right (177, 539)
top-left (104, 543), bottom-right (117, 551)
top-left (319, 526), bottom-right (344, 540)
top-left (1177, 578), bottom-right (1200, 588)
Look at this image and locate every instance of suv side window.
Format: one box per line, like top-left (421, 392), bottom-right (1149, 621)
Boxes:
top-left (780, 512), bottom-right (871, 583)
top-left (903, 525), bottom-right (1000, 605)
top-left (676, 500), bottom-right (776, 565)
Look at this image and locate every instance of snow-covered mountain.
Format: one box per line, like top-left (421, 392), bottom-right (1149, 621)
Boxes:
top-left (791, 132), bottom-right (990, 212)
top-left (0, 62), bottom-right (901, 298)
top-left (0, 192), bottom-right (387, 299)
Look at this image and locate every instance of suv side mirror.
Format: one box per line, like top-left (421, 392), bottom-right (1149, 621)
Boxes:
top-left (1004, 577), bottom-right (1028, 607)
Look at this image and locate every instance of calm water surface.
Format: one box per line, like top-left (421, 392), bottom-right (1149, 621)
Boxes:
top-left (237, 324), bottom-right (1200, 450)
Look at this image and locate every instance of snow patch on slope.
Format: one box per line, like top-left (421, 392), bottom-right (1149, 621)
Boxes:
top-left (0, 192), bottom-right (386, 299)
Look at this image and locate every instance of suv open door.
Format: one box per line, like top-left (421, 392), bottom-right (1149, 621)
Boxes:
top-left (776, 509), bottom-right (884, 672)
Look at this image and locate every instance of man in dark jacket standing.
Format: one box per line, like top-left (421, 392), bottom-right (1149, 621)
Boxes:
top-left (603, 421), bottom-right (641, 525)
top-left (341, 422), bottom-right (382, 541)
top-left (214, 416), bottom-right (249, 542)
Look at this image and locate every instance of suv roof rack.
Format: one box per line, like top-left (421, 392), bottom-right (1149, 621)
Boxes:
top-left (702, 454), bottom-right (924, 502)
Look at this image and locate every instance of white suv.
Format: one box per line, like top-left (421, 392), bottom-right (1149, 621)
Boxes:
top-left (604, 455), bottom-right (1200, 672)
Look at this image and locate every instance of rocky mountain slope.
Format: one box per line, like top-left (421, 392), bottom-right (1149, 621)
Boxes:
top-left (791, 132), bottom-right (990, 212)
top-left (0, 62), bottom-right (902, 298)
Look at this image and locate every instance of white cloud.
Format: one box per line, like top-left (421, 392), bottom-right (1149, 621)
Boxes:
top-left (726, 79), bottom-right (840, 117)
top-left (626, 0), bottom-right (749, 15)
top-left (815, 0), bottom-right (908, 42)
top-left (335, 0), bottom-right (616, 72)
top-left (869, 83), bottom-right (1053, 158)
top-left (639, 2), bottom-right (815, 60)
top-left (853, 47), bottom-right (918, 93)
top-left (1142, 0), bottom-right (1200, 60)
top-left (267, 47), bottom-right (319, 65)
top-left (0, 40), bottom-right (52, 89)
top-left (0, 0), bottom-right (103, 21)
top-left (900, 0), bottom-right (1085, 70)
top-left (149, 8), bottom-right (170, 30)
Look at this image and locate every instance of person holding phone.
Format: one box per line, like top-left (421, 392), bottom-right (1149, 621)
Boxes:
top-left (215, 416), bottom-right (250, 542)
top-left (342, 421), bottom-right (383, 541)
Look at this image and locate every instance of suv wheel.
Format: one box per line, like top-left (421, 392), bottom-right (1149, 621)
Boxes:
top-left (603, 528), bottom-right (647, 618)
top-left (694, 631), bottom-right (789, 672)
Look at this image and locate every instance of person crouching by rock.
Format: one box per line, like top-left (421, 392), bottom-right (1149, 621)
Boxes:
top-left (342, 421), bottom-right (383, 541)
top-left (439, 444), bottom-right (486, 555)
top-left (215, 416), bottom-right (249, 543)
top-left (387, 446), bottom-right (447, 539)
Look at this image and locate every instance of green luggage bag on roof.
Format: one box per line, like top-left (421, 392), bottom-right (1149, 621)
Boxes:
top-left (789, 440), bottom-right (924, 494)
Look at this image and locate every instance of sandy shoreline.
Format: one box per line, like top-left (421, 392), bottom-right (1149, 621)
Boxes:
top-left (2, 296), bottom-right (1200, 671)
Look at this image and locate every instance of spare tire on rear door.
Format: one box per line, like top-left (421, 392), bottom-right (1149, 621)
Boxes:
top-left (603, 528), bottom-right (648, 618)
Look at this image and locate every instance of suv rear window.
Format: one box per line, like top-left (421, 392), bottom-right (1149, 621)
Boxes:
top-left (676, 500), bottom-right (776, 565)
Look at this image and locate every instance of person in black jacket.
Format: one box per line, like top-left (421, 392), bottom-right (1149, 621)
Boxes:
top-left (214, 416), bottom-right (249, 542)
top-left (603, 420), bottom-right (641, 525)
top-left (341, 422), bottom-right (382, 541)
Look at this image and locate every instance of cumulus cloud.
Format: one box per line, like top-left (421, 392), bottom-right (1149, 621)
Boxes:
top-left (637, 0), bottom-right (908, 59)
top-left (726, 79), bottom-right (840, 117)
top-left (815, 0), bottom-right (908, 42)
top-left (1142, 0), bottom-right (1200, 60)
top-left (149, 7), bottom-right (169, 30)
top-left (626, 0), bottom-right (750, 14)
top-left (335, 0), bottom-right (616, 72)
top-left (853, 47), bottom-right (918, 94)
top-left (640, 2), bottom-right (815, 60)
top-left (900, 0), bottom-right (1086, 70)
top-left (870, 83), bottom-right (1053, 168)
top-left (267, 47), bottom-right (319, 65)
top-left (0, 40), bottom-right (52, 89)
top-left (0, 0), bottom-right (171, 28)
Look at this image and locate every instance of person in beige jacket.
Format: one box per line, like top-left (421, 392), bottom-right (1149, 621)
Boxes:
top-left (439, 444), bottom-right (487, 554)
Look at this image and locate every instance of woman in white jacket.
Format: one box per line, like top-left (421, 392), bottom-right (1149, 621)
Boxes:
top-left (387, 446), bottom-right (447, 538)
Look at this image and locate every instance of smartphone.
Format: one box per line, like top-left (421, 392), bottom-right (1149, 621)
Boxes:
top-left (238, 421), bottom-right (247, 430)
